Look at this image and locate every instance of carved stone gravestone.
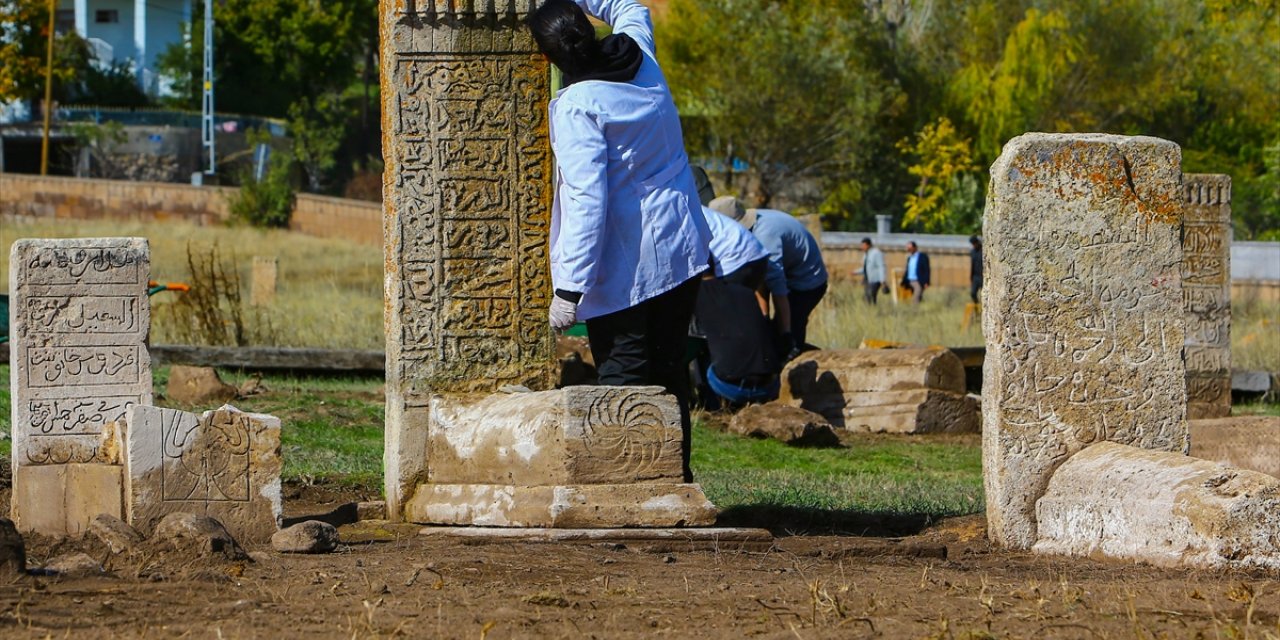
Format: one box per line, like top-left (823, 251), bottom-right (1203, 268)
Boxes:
top-left (125, 405), bottom-right (282, 542)
top-left (982, 134), bottom-right (1188, 549)
top-left (8, 238), bottom-right (151, 535)
top-left (1182, 174), bottom-right (1232, 420)
top-left (380, 1), bottom-right (714, 526)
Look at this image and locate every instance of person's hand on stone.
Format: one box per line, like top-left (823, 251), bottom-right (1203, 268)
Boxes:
top-left (549, 295), bottom-right (578, 331)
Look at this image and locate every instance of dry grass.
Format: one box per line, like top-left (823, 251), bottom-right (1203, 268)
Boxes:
top-left (1, 219), bottom-right (383, 349)
top-left (807, 281), bottom-right (983, 349)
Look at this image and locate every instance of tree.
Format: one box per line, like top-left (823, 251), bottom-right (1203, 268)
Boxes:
top-left (0, 0), bottom-right (89, 103)
top-left (897, 117), bottom-right (980, 233)
top-left (658, 0), bottom-right (899, 212)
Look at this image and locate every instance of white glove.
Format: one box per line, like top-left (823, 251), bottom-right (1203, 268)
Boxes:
top-left (549, 295), bottom-right (578, 331)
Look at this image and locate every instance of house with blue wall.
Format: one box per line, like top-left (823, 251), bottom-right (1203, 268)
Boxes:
top-left (55, 0), bottom-right (192, 96)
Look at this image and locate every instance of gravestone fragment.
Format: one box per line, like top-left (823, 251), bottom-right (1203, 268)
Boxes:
top-left (9, 238), bottom-right (151, 535)
top-left (982, 134), bottom-right (1187, 549)
top-left (381, 0), bottom-right (557, 519)
top-left (271, 520), bottom-right (339, 554)
top-left (125, 405), bottom-right (282, 542)
top-left (729, 403), bottom-right (840, 447)
top-left (1182, 174), bottom-right (1232, 419)
top-left (152, 512), bottom-right (248, 560)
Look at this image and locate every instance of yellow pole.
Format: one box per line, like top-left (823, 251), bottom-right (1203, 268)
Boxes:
top-left (39, 0), bottom-right (56, 175)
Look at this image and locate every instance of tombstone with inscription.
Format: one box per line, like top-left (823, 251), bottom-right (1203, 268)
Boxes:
top-left (982, 134), bottom-right (1188, 549)
top-left (9, 238), bottom-right (151, 536)
top-left (125, 405), bottom-right (282, 542)
top-left (380, 0), bottom-right (714, 526)
top-left (1182, 174), bottom-right (1232, 420)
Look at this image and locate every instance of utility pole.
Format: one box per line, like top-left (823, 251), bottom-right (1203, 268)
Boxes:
top-left (201, 0), bottom-right (215, 176)
top-left (39, 0), bottom-right (56, 176)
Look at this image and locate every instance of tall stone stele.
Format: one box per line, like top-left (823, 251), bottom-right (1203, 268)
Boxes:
top-left (1181, 174), bottom-right (1232, 420)
top-left (9, 238), bottom-right (151, 536)
top-left (982, 134), bottom-right (1188, 549)
top-left (380, 0), bottom-right (715, 526)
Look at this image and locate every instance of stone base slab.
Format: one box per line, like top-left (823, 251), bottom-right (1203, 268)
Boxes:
top-left (418, 526), bottom-right (773, 552)
top-left (1034, 441), bottom-right (1280, 570)
top-left (404, 483), bottom-right (718, 528)
top-left (796, 389), bottom-right (979, 434)
top-left (1190, 416), bottom-right (1280, 478)
top-left (12, 464), bottom-right (122, 536)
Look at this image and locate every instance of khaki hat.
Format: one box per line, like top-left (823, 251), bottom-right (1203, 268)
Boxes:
top-left (708, 196), bottom-right (757, 229)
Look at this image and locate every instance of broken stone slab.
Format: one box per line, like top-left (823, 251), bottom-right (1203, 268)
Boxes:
top-left (271, 521), bottom-right (339, 554)
top-left (0, 518), bottom-right (25, 575)
top-left (89, 514), bottom-right (144, 554)
top-left (728, 403), bottom-right (840, 447)
top-left (426, 386), bottom-right (684, 486)
top-left (165, 365), bottom-right (238, 406)
top-left (43, 552), bottom-right (104, 578)
top-left (125, 405), bottom-right (282, 543)
top-left (11, 464), bottom-right (122, 536)
top-left (153, 513), bottom-right (248, 561)
top-left (782, 348), bottom-right (966, 398)
top-left (983, 133), bottom-right (1187, 549)
top-left (418, 526), bottom-right (774, 553)
top-left (795, 389), bottom-right (979, 434)
top-left (1034, 441), bottom-right (1280, 570)
top-left (405, 484), bottom-right (718, 529)
top-left (1190, 416), bottom-right (1280, 478)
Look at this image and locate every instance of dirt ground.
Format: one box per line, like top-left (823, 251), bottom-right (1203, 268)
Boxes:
top-left (2, 484), bottom-right (1278, 640)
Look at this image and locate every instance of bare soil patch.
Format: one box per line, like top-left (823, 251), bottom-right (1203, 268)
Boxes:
top-left (2, 487), bottom-right (1276, 639)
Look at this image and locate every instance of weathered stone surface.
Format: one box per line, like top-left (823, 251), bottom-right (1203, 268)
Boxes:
top-left (381, 0), bottom-right (556, 519)
top-left (728, 403), bottom-right (840, 447)
top-left (12, 463), bottom-right (122, 536)
top-left (89, 514), bottom-right (143, 554)
top-left (9, 238), bottom-right (150, 535)
top-left (0, 518), bottom-right (25, 575)
top-left (782, 348), bottom-right (966, 397)
top-left (405, 484), bottom-right (718, 528)
top-left (165, 365), bottom-right (238, 406)
top-left (1034, 441), bottom-right (1280, 570)
top-left (426, 386), bottom-right (683, 486)
top-left (1190, 416), bottom-right (1280, 478)
top-left (356, 501), bottom-right (387, 521)
top-left (983, 134), bottom-right (1187, 549)
top-left (797, 389), bottom-right (979, 434)
top-left (153, 513), bottom-right (248, 560)
top-left (271, 520), bottom-right (339, 554)
top-left (1182, 174), bottom-right (1232, 420)
top-left (125, 405), bottom-right (282, 542)
top-left (44, 552), bottom-right (103, 577)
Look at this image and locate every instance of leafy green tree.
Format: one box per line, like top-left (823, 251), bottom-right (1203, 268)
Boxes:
top-left (0, 0), bottom-right (89, 103)
top-left (897, 117), bottom-right (980, 233)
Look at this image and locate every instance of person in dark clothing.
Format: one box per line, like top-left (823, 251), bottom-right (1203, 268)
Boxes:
top-left (694, 277), bottom-right (780, 406)
top-left (969, 236), bottom-right (983, 304)
top-left (900, 241), bottom-right (931, 304)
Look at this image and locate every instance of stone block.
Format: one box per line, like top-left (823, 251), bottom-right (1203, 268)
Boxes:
top-left (426, 386), bottom-right (683, 486)
top-left (983, 134), bottom-right (1187, 549)
top-left (729, 403), bottom-right (840, 447)
top-left (782, 348), bottom-right (966, 398)
top-left (1034, 441), bottom-right (1280, 570)
top-left (1182, 174), bottom-right (1232, 420)
top-left (125, 405), bottom-right (282, 542)
top-left (405, 483), bottom-right (717, 528)
top-left (11, 464), bottom-right (122, 536)
top-left (1190, 416), bottom-right (1280, 478)
top-left (795, 388), bottom-right (979, 434)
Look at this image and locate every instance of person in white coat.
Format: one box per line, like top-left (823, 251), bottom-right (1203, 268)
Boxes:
top-left (528, 0), bottom-right (711, 480)
top-left (855, 237), bottom-right (887, 305)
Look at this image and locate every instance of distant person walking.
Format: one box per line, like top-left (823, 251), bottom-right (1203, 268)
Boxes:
top-left (969, 236), bottom-right (983, 304)
top-left (855, 237), bottom-right (886, 305)
top-left (901, 241), bottom-right (931, 304)
top-left (709, 196), bottom-right (828, 358)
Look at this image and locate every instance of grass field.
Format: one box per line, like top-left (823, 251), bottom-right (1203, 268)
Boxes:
top-left (4, 219), bottom-right (1276, 371)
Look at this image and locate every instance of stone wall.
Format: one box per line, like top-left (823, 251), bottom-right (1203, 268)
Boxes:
top-left (1, 173), bottom-right (233, 226)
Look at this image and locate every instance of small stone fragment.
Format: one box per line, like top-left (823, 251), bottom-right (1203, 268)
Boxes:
top-left (44, 552), bottom-right (103, 578)
top-left (90, 514), bottom-right (143, 554)
top-left (271, 521), bottom-right (340, 554)
top-left (729, 403), bottom-right (840, 447)
top-left (153, 513), bottom-right (248, 560)
top-left (0, 518), bottom-right (26, 575)
top-left (356, 501), bottom-right (387, 521)
top-left (166, 365), bottom-right (238, 406)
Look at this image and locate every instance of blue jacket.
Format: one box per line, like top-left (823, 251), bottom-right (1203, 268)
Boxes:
top-left (902, 252), bottom-right (931, 287)
top-left (751, 209), bottom-right (828, 296)
top-left (548, 0), bottom-right (712, 320)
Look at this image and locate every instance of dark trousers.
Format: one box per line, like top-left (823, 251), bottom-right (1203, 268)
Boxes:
top-left (970, 278), bottom-right (983, 304)
top-left (863, 280), bottom-right (881, 305)
top-left (585, 276), bottom-right (702, 482)
top-left (721, 258), bottom-right (767, 292)
top-left (788, 280), bottom-right (828, 348)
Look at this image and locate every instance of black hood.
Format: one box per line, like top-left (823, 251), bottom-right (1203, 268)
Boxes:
top-left (564, 33), bottom-right (643, 86)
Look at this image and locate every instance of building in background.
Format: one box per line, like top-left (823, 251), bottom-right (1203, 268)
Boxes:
top-left (55, 0), bottom-right (191, 96)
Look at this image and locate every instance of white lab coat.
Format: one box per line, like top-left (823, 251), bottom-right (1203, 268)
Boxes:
top-left (702, 206), bottom-right (768, 278)
top-left (549, 0), bottom-right (712, 320)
